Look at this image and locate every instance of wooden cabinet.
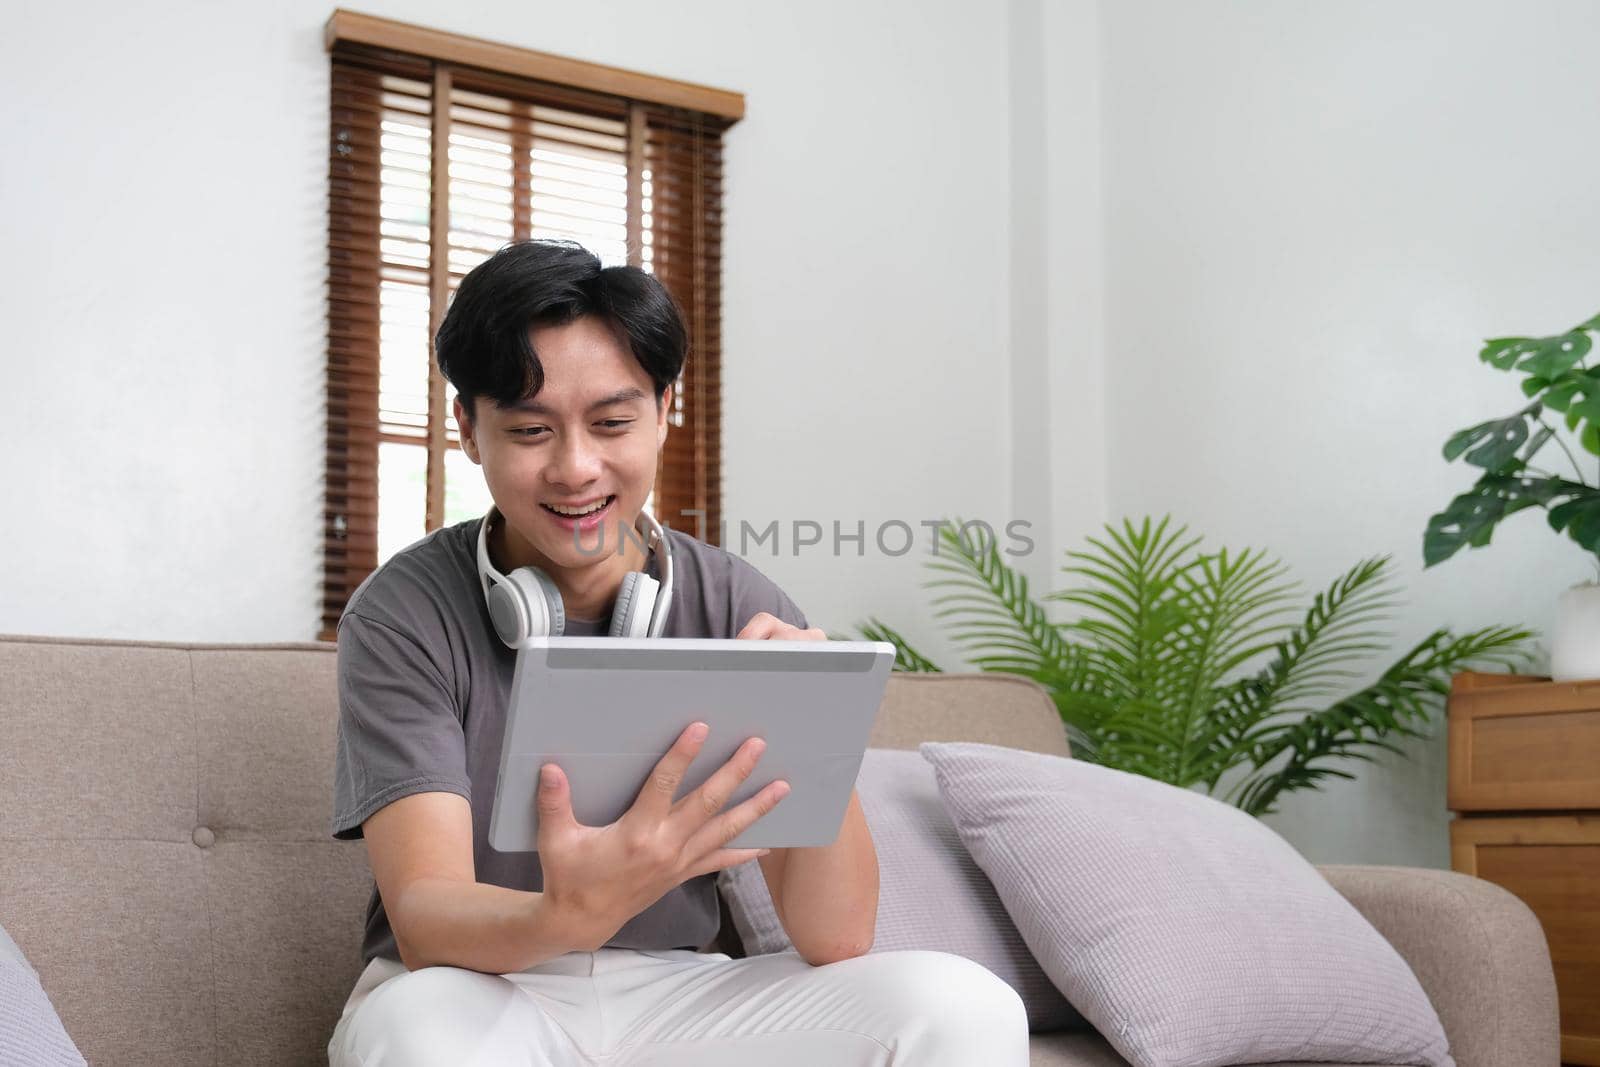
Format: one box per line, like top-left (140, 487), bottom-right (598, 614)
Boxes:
top-left (1448, 672), bottom-right (1600, 1066)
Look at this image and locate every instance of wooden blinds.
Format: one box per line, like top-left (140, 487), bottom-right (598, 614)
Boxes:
top-left (322, 19), bottom-right (735, 640)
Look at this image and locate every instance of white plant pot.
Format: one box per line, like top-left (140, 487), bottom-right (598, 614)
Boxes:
top-left (1550, 582), bottom-right (1600, 682)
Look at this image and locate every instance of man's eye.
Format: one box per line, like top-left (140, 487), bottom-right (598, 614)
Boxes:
top-left (511, 427), bottom-right (547, 438)
top-left (599, 419), bottom-right (633, 430)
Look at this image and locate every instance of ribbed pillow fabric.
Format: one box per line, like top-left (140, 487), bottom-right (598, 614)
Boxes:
top-left (919, 742), bottom-right (1455, 1067)
top-left (718, 748), bottom-right (1087, 1031)
top-left (0, 922), bottom-right (87, 1067)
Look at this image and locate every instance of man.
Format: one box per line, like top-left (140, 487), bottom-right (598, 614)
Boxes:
top-left (327, 240), bottom-right (1029, 1065)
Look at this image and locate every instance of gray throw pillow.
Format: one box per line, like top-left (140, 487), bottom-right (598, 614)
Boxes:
top-left (920, 742), bottom-right (1455, 1067)
top-left (0, 921), bottom-right (88, 1067)
top-left (718, 748), bottom-right (1087, 1031)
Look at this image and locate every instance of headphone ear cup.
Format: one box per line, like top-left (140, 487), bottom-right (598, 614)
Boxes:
top-left (487, 581), bottom-right (529, 648)
top-left (494, 568), bottom-right (566, 646)
top-left (522, 568), bottom-right (566, 639)
top-left (609, 572), bottom-right (659, 639)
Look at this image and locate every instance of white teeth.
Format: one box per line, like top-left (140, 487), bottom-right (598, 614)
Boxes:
top-left (544, 497), bottom-right (611, 517)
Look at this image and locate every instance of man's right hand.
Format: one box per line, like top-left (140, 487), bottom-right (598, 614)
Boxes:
top-left (532, 722), bottom-right (789, 951)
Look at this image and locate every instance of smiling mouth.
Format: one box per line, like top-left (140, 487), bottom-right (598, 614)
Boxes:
top-left (540, 495), bottom-right (615, 518)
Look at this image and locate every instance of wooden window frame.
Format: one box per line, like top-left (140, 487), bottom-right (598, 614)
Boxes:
top-left (320, 10), bottom-right (739, 640)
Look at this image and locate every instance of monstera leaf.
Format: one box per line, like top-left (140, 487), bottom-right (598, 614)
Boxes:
top-left (1429, 310), bottom-right (1600, 572)
top-left (1549, 494), bottom-right (1600, 554)
top-left (1441, 403), bottom-right (1543, 471)
top-left (1520, 367), bottom-right (1600, 451)
top-left (1480, 330), bottom-right (1592, 376)
top-left (1424, 471), bottom-right (1592, 565)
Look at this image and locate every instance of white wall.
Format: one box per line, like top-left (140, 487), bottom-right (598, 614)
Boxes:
top-left (1041, 0), bottom-right (1109, 566)
top-left (1094, 0), bottom-right (1600, 865)
top-left (0, 0), bottom-right (1014, 647)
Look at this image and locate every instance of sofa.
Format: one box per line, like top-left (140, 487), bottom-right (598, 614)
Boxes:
top-left (0, 634), bottom-right (1561, 1066)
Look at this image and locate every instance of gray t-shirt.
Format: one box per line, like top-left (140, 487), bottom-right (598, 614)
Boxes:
top-left (331, 517), bottom-right (809, 966)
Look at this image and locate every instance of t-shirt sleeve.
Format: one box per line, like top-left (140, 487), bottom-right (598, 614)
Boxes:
top-left (331, 611), bottom-right (472, 841)
top-left (726, 555), bottom-right (811, 635)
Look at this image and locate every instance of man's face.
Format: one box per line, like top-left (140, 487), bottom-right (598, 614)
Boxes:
top-left (457, 314), bottom-right (670, 575)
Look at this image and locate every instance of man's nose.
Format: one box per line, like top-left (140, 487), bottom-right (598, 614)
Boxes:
top-left (547, 432), bottom-right (603, 488)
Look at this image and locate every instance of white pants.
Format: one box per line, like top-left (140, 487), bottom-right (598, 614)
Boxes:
top-left (327, 946), bottom-right (1029, 1066)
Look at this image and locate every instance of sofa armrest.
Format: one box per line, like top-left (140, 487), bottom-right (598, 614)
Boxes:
top-left (1316, 864), bottom-right (1559, 1067)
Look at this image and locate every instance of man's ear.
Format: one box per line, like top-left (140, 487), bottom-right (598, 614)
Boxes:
top-left (455, 396), bottom-right (482, 464)
top-left (656, 384), bottom-right (673, 449)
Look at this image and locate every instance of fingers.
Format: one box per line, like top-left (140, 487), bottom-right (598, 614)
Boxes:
top-left (683, 846), bottom-right (773, 881)
top-left (736, 613), bottom-right (828, 642)
top-left (672, 735), bottom-right (768, 824)
top-left (535, 762), bottom-right (579, 843)
top-left (736, 612), bottom-right (778, 640)
top-left (683, 778), bottom-right (790, 861)
top-left (632, 721), bottom-right (709, 821)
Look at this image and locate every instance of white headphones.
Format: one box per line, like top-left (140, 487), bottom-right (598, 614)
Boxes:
top-left (476, 504), bottom-right (675, 648)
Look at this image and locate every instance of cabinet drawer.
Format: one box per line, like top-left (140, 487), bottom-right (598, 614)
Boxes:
top-left (1451, 814), bottom-right (1600, 1065)
top-left (1447, 673), bottom-right (1600, 811)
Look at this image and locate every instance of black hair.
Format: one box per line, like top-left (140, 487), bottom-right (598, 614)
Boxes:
top-left (435, 239), bottom-right (687, 423)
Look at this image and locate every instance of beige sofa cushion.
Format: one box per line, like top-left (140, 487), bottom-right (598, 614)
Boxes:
top-left (0, 639), bottom-right (371, 1067)
top-left (867, 673), bottom-right (1075, 756)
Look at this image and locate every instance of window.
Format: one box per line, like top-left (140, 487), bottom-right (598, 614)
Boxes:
top-left (321, 11), bottom-right (738, 638)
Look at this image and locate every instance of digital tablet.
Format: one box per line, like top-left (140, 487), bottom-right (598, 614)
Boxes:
top-left (487, 637), bottom-right (896, 853)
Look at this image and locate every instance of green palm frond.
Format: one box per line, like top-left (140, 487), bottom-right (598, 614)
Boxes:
top-left (1161, 546), bottom-right (1302, 785)
top-left (923, 519), bottom-right (1092, 685)
top-left (914, 519), bottom-right (1106, 757)
top-left (1041, 517), bottom-right (1206, 772)
top-left (1267, 557), bottom-right (1400, 709)
top-left (857, 513), bottom-right (1536, 819)
top-left (1203, 556), bottom-right (1401, 787)
top-left (1049, 516), bottom-right (1204, 708)
top-left (1048, 519), bottom-right (1302, 788)
top-left (856, 618), bottom-right (943, 673)
top-left (1228, 624), bottom-right (1533, 816)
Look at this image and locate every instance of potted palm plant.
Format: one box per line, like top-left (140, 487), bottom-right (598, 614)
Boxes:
top-left (1424, 311), bottom-right (1600, 681)
top-left (858, 517), bottom-right (1529, 815)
